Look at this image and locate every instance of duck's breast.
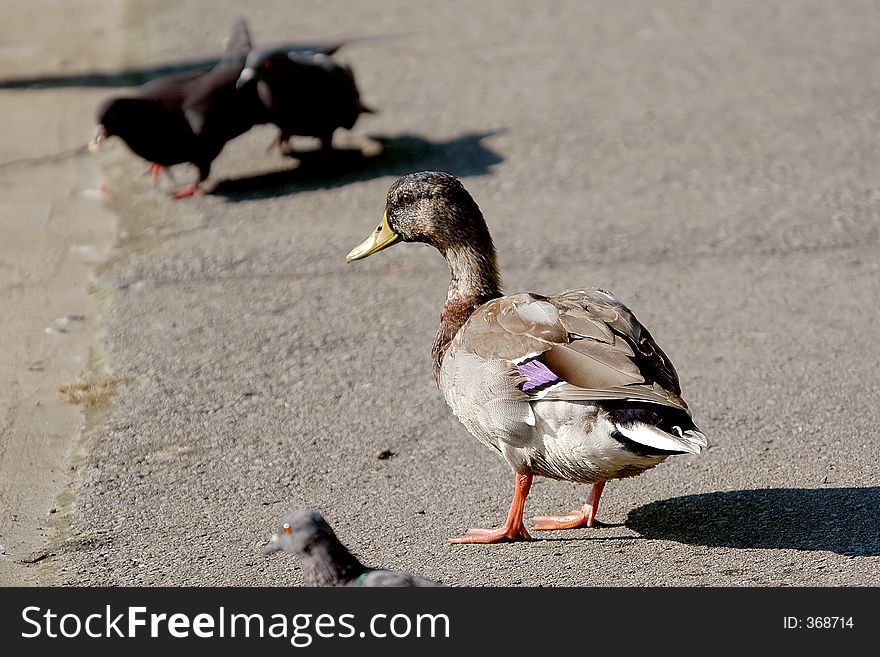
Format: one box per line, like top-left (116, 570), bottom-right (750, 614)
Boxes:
top-left (439, 349), bottom-right (534, 454)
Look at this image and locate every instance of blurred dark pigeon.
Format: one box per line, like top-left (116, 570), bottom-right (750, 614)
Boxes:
top-left (262, 510), bottom-right (443, 587)
top-left (89, 18), bottom-right (268, 198)
top-left (236, 45), bottom-right (374, 157)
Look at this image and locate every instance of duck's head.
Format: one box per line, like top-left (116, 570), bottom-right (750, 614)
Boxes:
top-left (346, 171), bottom-right (494, 262)
top-left (262, 509), bottom-right (336, 556)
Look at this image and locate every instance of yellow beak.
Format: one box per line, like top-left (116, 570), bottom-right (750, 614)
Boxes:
top-left (346, 212), bottom-right (402, 262)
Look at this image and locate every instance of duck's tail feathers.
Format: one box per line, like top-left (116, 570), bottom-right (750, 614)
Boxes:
top-left (615, 421), bottom-right (708, 455)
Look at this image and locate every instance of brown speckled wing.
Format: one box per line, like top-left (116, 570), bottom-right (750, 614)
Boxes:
top-left (450, 288), bottom-right (689, 414)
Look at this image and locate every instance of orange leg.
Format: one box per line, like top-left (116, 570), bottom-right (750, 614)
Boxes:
top-left (143, 163), bottom-right (163, 188)
top-left (450, 473), bottom-right (533, 544)
top-left (531, 481), bottom-right (606, 531)
top-left (144, 164), bottom-right (176, 187)
top-left (172, 182), bottom-right (199, 199)
top-left (269, 132), bottom-right (290, 154)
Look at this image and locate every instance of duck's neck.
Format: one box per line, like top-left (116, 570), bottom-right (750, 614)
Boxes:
top-left (431, 243), bottom-right (502, 385)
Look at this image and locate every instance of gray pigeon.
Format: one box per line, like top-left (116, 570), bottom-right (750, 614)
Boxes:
top-left (236, 46), bottom-right (374, 156)
top-left (262, 510), bottom-right (443, 587)
top-left (90, 18), bottom-right (268, 198)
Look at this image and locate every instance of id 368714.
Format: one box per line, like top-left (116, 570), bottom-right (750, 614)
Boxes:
top-left (783, 617), bottom-right (854, 629)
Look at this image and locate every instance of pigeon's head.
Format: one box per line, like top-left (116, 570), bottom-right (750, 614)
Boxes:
top-left (347, 171), bottom-right (496, 268)
top-left (90, 97), bottom-right (139, 150)
top-left (235, 66), bottom-right (256, 89)
top-left (262, 509), bottom-right (339, 556)
top-left (94, 97), bottom-right (129, 135)
top-left (89, 97), bottom-right (123, 151)
top-left (236, 48), bottom-right (285, 89)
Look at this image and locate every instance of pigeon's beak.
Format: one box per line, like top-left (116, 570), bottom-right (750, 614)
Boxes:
top-left (88, 125), bottom-right (108, 153)
top-left (236, 67), bottom-right (255, 89)
top-left (346, 212), bottom-right (402, 263)
top-left (261, 533), bottom-right (282, 555)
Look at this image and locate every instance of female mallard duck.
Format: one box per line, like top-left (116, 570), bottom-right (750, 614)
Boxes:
top-left (346, 172), bottom-right (708, 544)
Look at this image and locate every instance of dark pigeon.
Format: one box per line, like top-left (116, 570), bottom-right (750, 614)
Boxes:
top-left (236, 46), bottom-right (374, 156)
top-left (262, 510), bottom-right (443, 587)
top-left (89, 19), bottom-right (268, 198)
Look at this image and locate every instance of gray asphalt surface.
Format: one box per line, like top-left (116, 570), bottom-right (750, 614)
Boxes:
top-left (48, 0), bottom-right (879, 586)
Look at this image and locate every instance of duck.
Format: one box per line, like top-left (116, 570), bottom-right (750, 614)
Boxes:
top-left (346, 171), bottom-right (708, 544)
top-left (262, 509), bottom-right (443, 586)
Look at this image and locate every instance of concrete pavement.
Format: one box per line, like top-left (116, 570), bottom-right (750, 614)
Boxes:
top-left (4, 0), bottom-right (878, 586)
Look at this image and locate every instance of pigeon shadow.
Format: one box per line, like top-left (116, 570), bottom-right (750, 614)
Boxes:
top-left (0, 42), bottom-right (344, 90)
top-left (210, 130), bottom-right (505, 201)
top-left (0, 60), bottom-right (219, 90)
top-left (625, 487), bottom-right (880, 556)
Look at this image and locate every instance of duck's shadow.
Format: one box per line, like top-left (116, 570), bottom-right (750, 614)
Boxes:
top-left (210, 130), bottom-right (504, 200)
top-left (625, 487), bottom-right (879, 556)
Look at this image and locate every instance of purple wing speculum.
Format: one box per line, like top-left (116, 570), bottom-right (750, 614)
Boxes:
top-left (517, 359), bottom-right (561, 392)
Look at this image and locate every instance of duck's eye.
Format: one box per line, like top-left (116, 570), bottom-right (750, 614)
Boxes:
top-left (399, 192), bottom-right (416, 207)
top-left (282, 522), bottom-right (292, 535)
